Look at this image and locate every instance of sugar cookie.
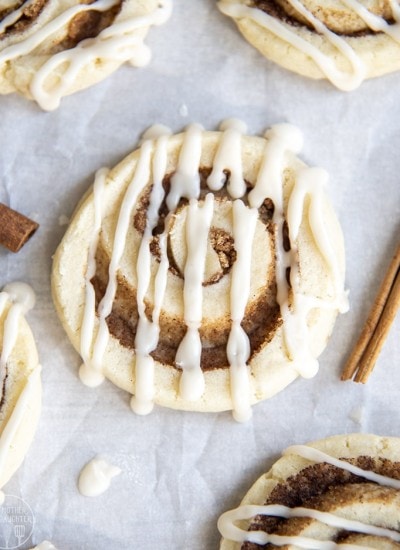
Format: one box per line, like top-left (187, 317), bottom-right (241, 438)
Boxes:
top-left (219, 433), bottom-right (400, 549)
top-left (0, 0), bottom-right (171, 109)
top-left (52, 120), bottom-right (347, 421)
top-left (218, 1), bottom-right (400, 90)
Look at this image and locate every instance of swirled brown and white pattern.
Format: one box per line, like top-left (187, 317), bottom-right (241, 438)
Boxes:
top-left (218, 0), bottom-right (400, 90)
top-left (52, 120), bottom-right (348, 421)
top-left (0, 0), bottom-right (172, 109)
top-left (218, 434), bottom-right (400, 549)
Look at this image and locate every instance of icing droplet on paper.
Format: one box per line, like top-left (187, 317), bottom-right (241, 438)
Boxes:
top-left (30, 542), bottom-right (58, 550)
top-left (78, 456), bottom-right (121, 497)
top-left (179, 104), bottom-right (189, 117)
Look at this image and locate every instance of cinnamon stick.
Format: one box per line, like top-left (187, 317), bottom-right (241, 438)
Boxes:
top-left (341, 241), bottom-right (400, 382)
top-left (354, 269), bottom-right (400, 382)
top-left (0, 202), bottom-right (39, 252)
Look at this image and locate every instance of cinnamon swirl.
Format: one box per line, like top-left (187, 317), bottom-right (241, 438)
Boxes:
top-left (217, 0), bottom-right (400, 90)
top-left (0, 0), bottom-right (171, 110)
top-left (218, 433), bottom-right (400, 549)
top-left (51, 120), bottom-right (348, 421)
top-left (0, 282), bottom-right (41, 493)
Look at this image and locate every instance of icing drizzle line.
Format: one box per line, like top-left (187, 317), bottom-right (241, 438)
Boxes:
top-left (0, 282), bottom-right (36, 398)
top-left (217, 0), bottom-right (400, 90)
top-left (176, 193), bottom-right (215, 402)
top-left (0, 0), bottom-right (172, 110)
top-left (0, 282), bottom-right (40, 489)
top-left (78, 121), bottom-right (347, 421)
top-left (218, 443), bottom-right (400, 548)
top-left (130, 133), bottom-right (170, 416)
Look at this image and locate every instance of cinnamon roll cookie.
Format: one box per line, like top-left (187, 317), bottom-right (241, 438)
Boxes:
top-left (0, 0), bottom-right (171, 110)
top-left (52, 120), bottom-right (348, 421)
top-left (218, 433), bottom-right (400, 549)
top-left (217, 0), bottom-right (400, 90)
top-left (0, 282), bottom-right (41, 493)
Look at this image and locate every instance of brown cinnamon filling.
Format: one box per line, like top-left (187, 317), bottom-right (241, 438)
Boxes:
top-left (0, 368), bottom-right (7, 412)
top-left (54, 0), bottom-right (122, 52)
top-left (0, 0), bottom-right (48, 37)
top-left (251, 0), bottom-right (395, 38)
top-left (0, 0), bottom-right (122, 47)
top-left (242, 456), bottom-right (400, 549)
top-left (91, 167), bottom-right (284, 371)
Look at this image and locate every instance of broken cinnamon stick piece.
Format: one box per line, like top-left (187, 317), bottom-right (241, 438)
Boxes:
top-left (0, 202), bottom-right (39, 252)
top-left (341, 241), bottom-right (400, 382)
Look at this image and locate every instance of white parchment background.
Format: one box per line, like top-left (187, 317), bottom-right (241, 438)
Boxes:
top-left (0, 1), bottom-right (400, 548)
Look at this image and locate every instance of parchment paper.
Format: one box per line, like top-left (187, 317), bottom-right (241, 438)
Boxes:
top-left (0, 1), bottom-right (399, 548)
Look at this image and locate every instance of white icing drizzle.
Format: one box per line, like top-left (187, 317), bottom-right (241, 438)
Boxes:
top-left (0, 0), bottom-right (37, 34)
top-left (218, 444), bottom-right (400, 547)
top-left (2, 281), bottom-right (36, 313)
top-left (78, 456), bottom-right (121, 497)
top-left (248, 124), bottom-right (338, 380)
top-left (0, 284), bottom-right (39, 486)
top-left (217, 0), bottom-right (400, 90)
top-left (77, 121), bottom-right (346, 419)
top-left (227, 200), bottom-right (257, 423)
top-left (0, 365), bottom-right (41, 486)
top-left (207, 118), bottom-right (247, 198)
top-left (79, 168), bottom-right (109, 388)
top-left (80, 140), bottom-right (153, 388)
top-left (0, 0), bottom-right (172, 110)
top-left (389, 0), bottom-right (400, 21)
top-left (274, 165), bottom-right (349, 378)
top-left (176, 193), bottom-right (214, 401)
top-left (0, 1), bottom-right (118, 60)
top-left (218, 503), bottom-right (400, 548)
top-left (141, 123), bottom-right (172, 142)
top-left (341, 0), bottom-right (400, 40)
top-left (166, 123), bottom-right (203, 211)
top-left (0, 282), bottom-right (36, 398)
top-left (289, 167), bottom-right (349, 313)
top-left (284, 444), bottom-right (400, 490)
top-left (130, 132), bottom-right (170, 415)
top-left (248, 123), bottom-right (303, 208)
top-left (0, 301), bottom-right (23, 388)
